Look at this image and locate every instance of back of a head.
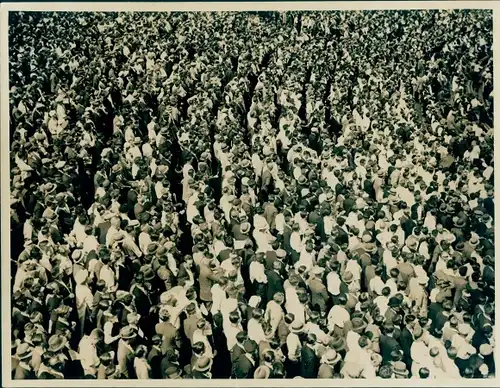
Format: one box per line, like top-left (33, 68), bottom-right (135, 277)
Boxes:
top-left (419, 367), bottom-right (430, 378)
top-left (193, 341), bottom-right (206, 355)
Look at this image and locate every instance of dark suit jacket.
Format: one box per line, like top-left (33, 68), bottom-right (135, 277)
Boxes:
top-left (263, 204), bottom-right (278, 229)
top-left (300, 344), bottom-right (320, 378)
top-left (130, 283), bottom-right (151, 317)
top-left (379, 334), bottom-right (402, 363)
top-left (156, 321), bottom-right (178, 354)
top-left (266, 270), bottom-right (284, 301)
top-left (147, 346), bottom-right (163, 379)
top-left (230, 343), bottom-right (246, 364)
top-left (160, 358), bottom-right (181, 379)
top-left (264, 251), bottom-right (278, 270)
top-left (190, 370), bottom-right (211, 379)
top-left (400, 327), bottom-right (414, 368)
top-left (232, 354), bottom-right (256, 379)
top-left (309, 278), bottom-right (329, 312)
top-left (283, 225), bottom-right (293, 253)
top-left (184, 314), bottom-right (200, 344)
top-left (117, 340), bottom-right (136, 378)
top-left (199, 264), bottom-right (219, 302)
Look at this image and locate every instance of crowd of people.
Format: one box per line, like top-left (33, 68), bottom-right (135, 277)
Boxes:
top-left (9, 9), bottom-right (495, 380)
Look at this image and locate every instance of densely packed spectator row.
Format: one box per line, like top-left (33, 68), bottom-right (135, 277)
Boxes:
top-left (9, 10), bottom-right (494, 380)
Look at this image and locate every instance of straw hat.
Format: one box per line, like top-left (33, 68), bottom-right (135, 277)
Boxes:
top-left (324, 349), bottom-right (341, 365)
top-left (253, 365), bottom-right (270, 379)
top-left (195, 356), bottom-right (213, 373)
top-left (291, 321), bottom-right (304, 334)
top-left (16, 343), bottom-right (33, 360)
top-left (48, 335), bottom-right (68, 353)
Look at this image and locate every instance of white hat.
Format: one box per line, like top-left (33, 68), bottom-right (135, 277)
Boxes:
top-left (311, 266), bottom-right (324, 276)
top-left (458, 324), bottom-right (471, 336)
top-left (249, 296), bottom-right (261, 308)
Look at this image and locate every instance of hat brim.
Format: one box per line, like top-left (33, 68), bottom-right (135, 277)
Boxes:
top-left (332, 339), bottom-right (346, 351)
top-left (168, 370), bottom-right (182, 379)
top-left (327, 353), bottom-right (342, 365)
top-left (18, 351), bottom-right (33, 360)
top-left (352, 322), bottom-right (367, 333)
top-left (48, 343), bottom-right (66, 353)
top-left (196, 358), bottom-right (213, 373)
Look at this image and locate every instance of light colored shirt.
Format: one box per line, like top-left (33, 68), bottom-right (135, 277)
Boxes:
top-left (265, 301), bottom-right (284, 336)
top-left (192, 329), bottom-right (213, 357)
top-left (134, 358), bottom-right (151, 379)
top-left (327, 272), bottom-right (341, 296)
top-left (75, 284), bottom-right (93, 311)
top-left (210, 284), bottom-right (227, 316)
top-left (327, 305), bottom-right (350, 330)
top-left (98, 262), bottom-right (115, 287)
top-left (287, 333), bottom-right (302, 361)
top-left (249, 261), bottom-right (267, 284)
top-left (451, 333), bottom-right (476, 359)
top-left (78, 336), bottom-right (99, 375)
top-left (225, 323), bottom-right (242, 350)
top-left (248, 319), bottom-right (267, 345)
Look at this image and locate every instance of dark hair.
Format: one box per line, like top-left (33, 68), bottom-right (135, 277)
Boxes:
top-left (419, 367), bottom-right (430, 378)
top-left (192, 341), bottom-right (205, 355)
top-left (236, 331), bottom-right (247, 344)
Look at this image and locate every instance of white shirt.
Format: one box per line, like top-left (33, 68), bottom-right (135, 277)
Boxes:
top-left (265, 301), bottom-right (284, 335)
top-left (451, 333), bottom-right (476, 359)
top-left (104, 320), bottom-right (120, 345)
top-left (83, 235), bottom-right (99, 254)
top-left (295, 249), bottom-right (314, 272)
top-left (383, 250), bottom-right (399, 272)
top-left (290, 231), bottom-right (303, 252)
top-left (345, 260), bottom-right (362, 282)
top-left (369, 276), bottom-right (385, 295)
top-left (134, 358), bottom-right (150, 379)
top-left (210, 284), bottom-right (227, 316)
top-left (138, 232), bottom-right (152, 255)
top-left (327, 271), bottom-right (342, 296)
top-left (71, 220), bottom-right (87, 244)
top-left (249, 261), bottom-right (267, 284)
top-left (75, 284), bottom-right (93, 312)
top-left (248, 318), bottom-right (267, 344)
top-left (192, 329), bottom-right (213, 357)
top-left (99, 265), bottom-right (115, 289)
top-left (305, 322), bottom-right (328, 344)
top-left (225, 323), bottom-right (242, 350)
top-left (374, 296), bottom-right (389, 316)
top-left (285, 289), bottom-right (305, 324)
top-left (78, 336), bottom-right (99, 375)
top-left (327, 305), bottom-right (350, 330)
top-left (286, 333), bottom-right (302, 361)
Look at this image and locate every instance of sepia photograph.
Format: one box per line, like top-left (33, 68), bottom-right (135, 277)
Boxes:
top-left (4, 3), bottom-right (495, 384)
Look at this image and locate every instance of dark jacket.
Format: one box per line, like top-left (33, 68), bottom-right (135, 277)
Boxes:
top-left (400, 326), bottom-right (414, 369)
top-left (130, 283), bottom-right (151, 318)
top-left (265, 270), bottom-right (284, 301)
top-left (379, 334), bottom-right (402, 363)
top-left (230, 343), bottom-right (246, 364)
top-left (232, 354), bottom-right (256, 379)
top-left (308, 278), bottom-right (329, 313)
top-left (300, 344), bottom-right (319, 378)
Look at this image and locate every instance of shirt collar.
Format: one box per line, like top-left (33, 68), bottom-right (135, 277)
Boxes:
top-left (245, 353), bottom-right (256, 366)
